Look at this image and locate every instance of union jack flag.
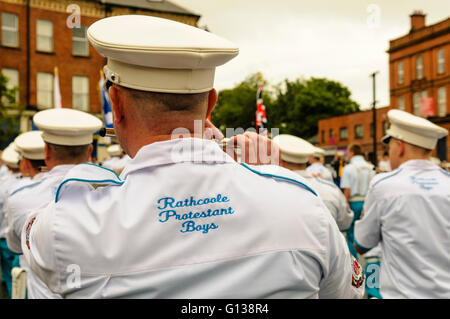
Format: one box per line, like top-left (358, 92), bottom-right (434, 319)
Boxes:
top-left (256, 74), bottom-right (267, 135)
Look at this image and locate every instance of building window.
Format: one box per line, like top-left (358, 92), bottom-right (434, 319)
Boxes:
top-left (370, 123), bottom-right (374, 138)
top-left (437, 49), bottom-right (445, 75)
top-left (340, 127), bottom-right (347, 141)
top-left (1, 68), bottom-right (19, 104)
top-left (416, 55), bottom-right (423, 79)
top-left (37, 19), bottom-right (53, 52)
top-left (72, 25), bottom-right (89, 56)
top-left (438, 87), bottom-right (447, 117)
top-left (397, 62), bottom-right (404, 85)
top-left (1, 12), bottom-right (19, 47)
top-left (321, 130), bottom-right (325, 143)
top-left (413, 91), bottom-right (427, 116)
top-left (37, 72), bottom-right (53, 109)
top-left (72, 75), bottom-right (89, 111)
top-left (398, 96), bottom-right (405, 110)
top-left (383, 121), bottom-right (388, 135)
top-left (354, 125), bottom-right (363, 139)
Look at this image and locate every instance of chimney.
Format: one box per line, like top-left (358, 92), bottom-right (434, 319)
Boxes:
top-left (410, 10), bottom-right (426, 32)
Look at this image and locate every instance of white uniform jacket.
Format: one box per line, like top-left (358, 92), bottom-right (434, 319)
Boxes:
top-left (305, 163), bottom-right (333, 183)
top-left (294, 170), bottom-right (354, 231)
top-left (23, 138), bottom-right (364, 298)
top-left (354, 160), bottom-right (450, 298)
top-left (340, 156), bottom-right (374, 200)
top-left (5, 165), bottom-right (75, 299)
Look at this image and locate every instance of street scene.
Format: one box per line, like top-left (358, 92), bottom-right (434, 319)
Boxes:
top-left (0, 0), bottom-right (449, 301)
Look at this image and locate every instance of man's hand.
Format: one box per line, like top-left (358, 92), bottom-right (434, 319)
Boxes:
top-left (224, 131), bottom-right (280, 166)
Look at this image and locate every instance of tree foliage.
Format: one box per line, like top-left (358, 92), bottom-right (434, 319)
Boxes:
top-left (212, 73), bottom-right (360, 139)
top-left (0, 72), bottom-right (23, 149)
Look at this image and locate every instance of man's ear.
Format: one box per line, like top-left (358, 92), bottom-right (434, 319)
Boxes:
top-left (44, 143), bottom-right (51, 165)
top-left (206, 88), bottom-right (218, 120)
top-left (398, 140), bottom-right (405, 158)
top-left (109, 86), bottom-right (124, 126)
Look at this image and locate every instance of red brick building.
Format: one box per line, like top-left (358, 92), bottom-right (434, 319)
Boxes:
top-left (318, 11), bottom-right (450, 162)
top-left (388, 11), bottom-right (449, 160)
top-left (0, 0), bottom-right (200, 133)
top-left (318, 106), bottom-right (391, 161)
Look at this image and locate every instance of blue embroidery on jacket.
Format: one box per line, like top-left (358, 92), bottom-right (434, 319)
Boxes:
top-left (156, 194), bottom-right (234, 235)
top-left (409, 176), bottom-right (439, 190)
top-left (55, 178), bottom-right (124, 203)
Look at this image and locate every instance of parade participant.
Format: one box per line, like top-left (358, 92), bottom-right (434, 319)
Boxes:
top-left (0, 143), bottom-right (22, 298)
top-left (6, 108), bottom-right (101, 299)
top-left (377, 151), bottom-right (391, 172)
top-left (22, 15), bottom-right (364, 298)
top-left (340, 143), bottom-right (375, 258)
top-left (102, 144), bottom-right (131, 172)
top-left (354, 109), bottom-right (450, 298)
top-left (306, 147), bottom-right (333, 182)
top-left (273, 134), bottom-right (354, 232)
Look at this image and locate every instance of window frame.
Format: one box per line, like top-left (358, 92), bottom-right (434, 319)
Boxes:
top-left (72, 25), bottom-right (89, 57)
top-left (36, 19), bottom-right (54, 53)
top-left (1, 12), bottom-right (19, 47)
top-left (354, 124), bottom-right (363, 139)
top-left (72, 75), bottom-right (90, 111)
top-left (398, 95), bottom-right (405, 111)
top-left (416, 55), bottom-right (423, 80)
top-left (438, 87), bottom-right (447, 117)
top-left (397, 61), bottom-right (404, 85)
top-left (437, 49), bottom-right (445, 75)
top-left (339, 127), bottom-right (348, 141)
top-left (37, 72), bottom-right (53, 109)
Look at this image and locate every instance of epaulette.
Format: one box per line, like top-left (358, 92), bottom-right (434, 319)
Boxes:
top-left (9, 180), bottom-right (43, 197)
top-left (241, 163), bottom-right (317, 197)
top-left (55, 163), bottom-right (124, 203)
top-left (371, 169), bottom-right (403, 188)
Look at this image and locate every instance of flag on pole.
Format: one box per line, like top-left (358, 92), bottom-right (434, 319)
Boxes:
top-left (99, 70), bottom-right (114, 129)
top-left (256, 73), bottom-right (267, 135)
top-left (54, 67), bottom-right (62, 108)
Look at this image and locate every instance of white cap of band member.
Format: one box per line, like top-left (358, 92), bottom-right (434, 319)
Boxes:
top-left (33, 109), bottom-right (103, 146)
top-left (273, 134), bottom-right (317, 164)
top-left (87, 15), bottom-right (239, 94)
top-left (2, 143), bottom-right (21, 168)
top-left (313, 147), bottom-right (325, 158)
top-left (14, 131), bottom-right (45, 160)
top-left (107, 144), bottom-right (122, 157)
top-left (381, 109), bottom-right (448, 150)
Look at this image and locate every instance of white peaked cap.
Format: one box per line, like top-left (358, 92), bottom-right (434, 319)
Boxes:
top-left (2, 143), bottom-right (20, 168)
top-left (33, 109), bottom-right (103, 146)
top-left (87, 15), bottom-right (239, 94)
top-left (381, 109), bottom-right (448, 150)
top-left (313, 147), bottom-right (325, 157)
top-left (272, 134), bottom-right (317, 164)
top-left (107, 144), bottom-right (122, 156)
top-left (14, 131), bottom-right (45, 160)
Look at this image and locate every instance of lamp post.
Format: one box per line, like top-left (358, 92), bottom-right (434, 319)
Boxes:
top-left (370, 71), bottom-right (379, 166)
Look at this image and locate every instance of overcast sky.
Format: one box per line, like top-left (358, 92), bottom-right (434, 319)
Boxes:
top-left (172, 0), bottom-right (450, 110)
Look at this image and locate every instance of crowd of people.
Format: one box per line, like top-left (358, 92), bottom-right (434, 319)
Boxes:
top-left (0, 15), bottom-right (449, 299)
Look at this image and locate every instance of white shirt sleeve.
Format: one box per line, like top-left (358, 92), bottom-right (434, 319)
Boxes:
top-left (21, 203), bottom-right (61, 295)
top-left (319, 212), bottom-right (365, 298)
top-left (353, 189), bottom-right (382, 250)
top-left (335, 190), bottom-right (354, 231)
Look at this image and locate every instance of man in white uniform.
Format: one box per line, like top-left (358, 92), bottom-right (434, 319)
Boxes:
top-left (5, 109), bottom-right (101, 299)
top-left (340, 143), bottom-right (374, 258)
top-left (354, 109), bottom-right (450, 299)
top-left (0, 143), bottom-right (23, 297)
top-left (22, 15), bottom-right (364, 298)
top-left (306, 147), bottom-right (333, 182)
top-left (273, 134), bottom-right (354, 232)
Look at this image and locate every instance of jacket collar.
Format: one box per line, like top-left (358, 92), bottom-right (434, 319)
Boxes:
top-left (121, 138), bottom-right (236, 179)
